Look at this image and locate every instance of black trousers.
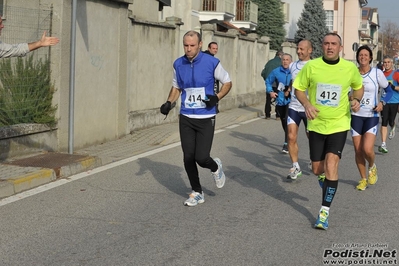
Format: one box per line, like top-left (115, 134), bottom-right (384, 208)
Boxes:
top-left (179, 114), bottom-right (218, 193)
top-left (380, 103), bottom-right (399, 127)
top-left (275, 105), bottom-right (288, 143)
top-left (265, 93), bottom-right (272, 118)
top-left (265, 87), bottom-right (279, 118)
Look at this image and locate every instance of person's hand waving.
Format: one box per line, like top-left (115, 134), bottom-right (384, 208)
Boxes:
top-left (39, 31), bottom-right (60, 47)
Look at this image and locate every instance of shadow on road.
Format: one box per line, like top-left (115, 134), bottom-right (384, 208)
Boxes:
top-left (136, 157), bottom-right (188, 199)
top-left (226, 142), bottom-right (315, 226)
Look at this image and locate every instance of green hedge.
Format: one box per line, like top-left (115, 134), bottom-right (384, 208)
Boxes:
top-left (0, 54), bottom-right (57, 127)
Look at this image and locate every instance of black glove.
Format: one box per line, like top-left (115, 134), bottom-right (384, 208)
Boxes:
top-left (160, 101), bottom-right (172, 115)
top-left (202, 95), bottom-right (219, 107)
top-left (389, 82), bottom-right (396, 90)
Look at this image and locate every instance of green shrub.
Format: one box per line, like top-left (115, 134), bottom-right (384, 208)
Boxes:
top-left (0, 54), bottom-right (57, 127)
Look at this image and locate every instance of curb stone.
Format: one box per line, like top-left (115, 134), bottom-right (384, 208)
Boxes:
top-left (0, 156), bottom-right (101, 199)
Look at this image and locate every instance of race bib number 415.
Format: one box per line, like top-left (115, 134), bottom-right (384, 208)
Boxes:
top-left (316, 83), bottom-right (342, 107)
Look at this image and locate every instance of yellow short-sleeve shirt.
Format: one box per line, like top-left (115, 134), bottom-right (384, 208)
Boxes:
top-left (293, 57), bottom-right (363, 134)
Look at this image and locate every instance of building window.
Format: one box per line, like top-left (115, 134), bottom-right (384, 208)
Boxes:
top-left (202, 0), bottom-right (217, 11)
top-left (325, 10), bottom-right (333, 32)
top-left (281, 2), bottom-right (290, 23)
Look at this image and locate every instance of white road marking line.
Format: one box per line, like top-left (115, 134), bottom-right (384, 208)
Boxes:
top-left (0, 143), bottom-right (181, 206)
top-left (240, 118), bottom-right (261, 124)
top-left (226, 124), bottom-right (240, 129)
top-left (0, 122), bottom-right (247, 206)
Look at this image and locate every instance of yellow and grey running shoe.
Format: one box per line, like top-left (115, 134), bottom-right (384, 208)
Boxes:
top-left (356, 179), bottom-right (368, 191)
top-left (368, 164), bottom-right (378, 185)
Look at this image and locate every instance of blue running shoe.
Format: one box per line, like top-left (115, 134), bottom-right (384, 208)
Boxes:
top-left (318, 173), bottom-right (326, 188)
top-left (315, 208), bottom-right (329, 230)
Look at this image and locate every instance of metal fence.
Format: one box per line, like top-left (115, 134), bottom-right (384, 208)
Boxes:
top-left (0, 5), bottom-right (54, 127)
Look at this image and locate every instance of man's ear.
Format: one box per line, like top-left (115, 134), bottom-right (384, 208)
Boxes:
top-left (199, 41), bottom-right (203, 50)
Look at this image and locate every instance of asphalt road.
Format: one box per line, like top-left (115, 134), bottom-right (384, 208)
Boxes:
top-left (0, 117), bottom-right (398, 266)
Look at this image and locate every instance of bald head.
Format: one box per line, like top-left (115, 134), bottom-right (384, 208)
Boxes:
top-left (183, 30), bottom-right (203, 61)
top-left (297, 40), bottom-right (313, 61)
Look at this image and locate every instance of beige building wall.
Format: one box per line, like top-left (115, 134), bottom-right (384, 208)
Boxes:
top-left (335, 0), bottom-right (345, 39)
top-left (342, 0), bottom-right (362, 61)
top-left (162, 0), bottom-right (201, 31)
top-left (4, 0), bottom-right (132, 150)
top-left (126, 22), bottom-right (270, 129)
top-left (126, 22), bottom-right (177, 131)
top-left (1, 0), bottom-right (270, 155)
top-left (129, 0), bottom-right (160, 21)
top-left (323, 0), bottom-right (363, 61)
top-left (72, 1), bottom-right (130, 147)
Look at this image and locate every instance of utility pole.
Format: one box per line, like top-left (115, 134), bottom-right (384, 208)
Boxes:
top-left (381, 32), bottom-right (384, 60)
top-left (69, 0), bottom-right (77, 154)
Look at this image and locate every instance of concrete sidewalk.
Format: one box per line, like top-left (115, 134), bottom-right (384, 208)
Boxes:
top-left (0, 104), bottom-right (267, 199)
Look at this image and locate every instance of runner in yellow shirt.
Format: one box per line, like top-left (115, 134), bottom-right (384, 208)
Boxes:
top-left (294, 33), bottom-right (364, 230)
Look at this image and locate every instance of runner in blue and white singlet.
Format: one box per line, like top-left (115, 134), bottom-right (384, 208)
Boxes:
top-left (350, 45), bottom-right (389, 191)
top-left (351, 67), bottom-right (388, 120)
top-left (286, 40), bottom-right (313, 180)
top-left (288, 60), bottom-right (309, 113)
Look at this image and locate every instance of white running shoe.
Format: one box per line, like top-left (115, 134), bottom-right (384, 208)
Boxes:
top-left (378, 144), bottom-right (388, 153)
top-left (389, 125), bottom-right (396, 139)
top-left (287, 167), bottom-right (302, 180)
top-left (212, 158), bottom-right (225, 188)
top-left (184, 191), bottom-right (205, 207)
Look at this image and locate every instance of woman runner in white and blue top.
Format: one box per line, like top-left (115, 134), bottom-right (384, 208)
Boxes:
top-left (350, 45), bottom-right (391, 191)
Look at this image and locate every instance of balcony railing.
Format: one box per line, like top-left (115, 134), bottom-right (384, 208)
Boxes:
top-left (236, 0), bottom-right (258, 23)
top-left (201, 0), bottom-right (235, 15)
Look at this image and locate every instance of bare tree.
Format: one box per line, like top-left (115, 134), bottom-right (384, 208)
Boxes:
top-left (379, 21), bottom-right (399, 60)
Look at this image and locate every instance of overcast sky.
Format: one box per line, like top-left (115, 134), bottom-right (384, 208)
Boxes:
top-left (366, 0), bottom-right (399, 28)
